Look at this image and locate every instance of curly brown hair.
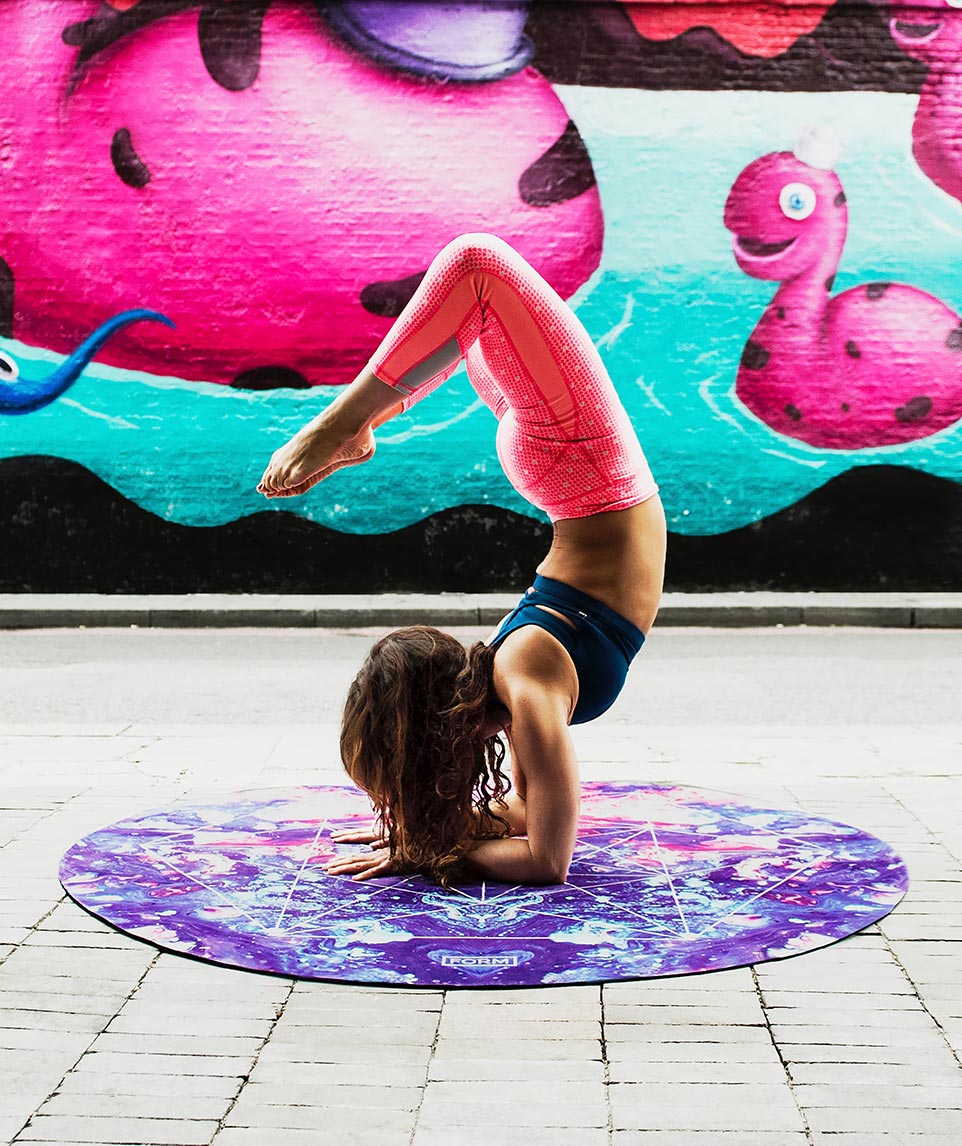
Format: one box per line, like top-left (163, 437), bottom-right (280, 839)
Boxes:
top-left (339, 626), bottom-right (512, 887)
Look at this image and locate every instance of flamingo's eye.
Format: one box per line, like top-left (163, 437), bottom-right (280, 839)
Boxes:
top-left (0, 352), bottom-right (19, 382)
top-left (779, 182), bottom-right (816, 221)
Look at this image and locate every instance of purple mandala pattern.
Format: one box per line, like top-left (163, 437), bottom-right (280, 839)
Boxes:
top-left (59, 783), bottom-right (909, 987)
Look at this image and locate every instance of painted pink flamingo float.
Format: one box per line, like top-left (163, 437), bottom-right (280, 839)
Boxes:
top-left (882, 0), bottom-right (962, 204)
top-left (0, 0), bottom-right (601, 388)
top-left (723, 130), bottom-right (962, 449)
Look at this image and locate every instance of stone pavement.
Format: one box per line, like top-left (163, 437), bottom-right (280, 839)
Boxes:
top-left (0, 625), bottom-right (960, 1146)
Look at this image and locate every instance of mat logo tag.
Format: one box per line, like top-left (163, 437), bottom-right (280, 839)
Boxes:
top-left (428, 948), bottom-right (535, 979)
top-left (440, 954), bottom-right (520, 968)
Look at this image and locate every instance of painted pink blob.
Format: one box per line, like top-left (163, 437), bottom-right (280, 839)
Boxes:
top-left (724, 151), bottom-right (962, 449)
top-left (886, 0), bottom-right (962, 205)
top-left (0, 1), bottom-right (601, 386)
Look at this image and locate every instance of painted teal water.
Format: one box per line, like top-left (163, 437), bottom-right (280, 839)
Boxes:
top-left (2, 89), bottom-right (961, 535)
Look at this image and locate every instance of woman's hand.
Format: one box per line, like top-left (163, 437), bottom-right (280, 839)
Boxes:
top-left (329, 825), bottom-right (389, 849)
top-left (323, 850), bottom-right (399, 881)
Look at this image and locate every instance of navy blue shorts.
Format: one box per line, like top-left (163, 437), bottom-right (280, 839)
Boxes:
top-left (487, 573), bottom-right (645, 724)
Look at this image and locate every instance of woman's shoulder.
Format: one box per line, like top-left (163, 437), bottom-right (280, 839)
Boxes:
top-left (490, 624), bottom-right (579, 725)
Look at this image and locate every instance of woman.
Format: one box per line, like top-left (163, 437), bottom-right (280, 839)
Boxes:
top-left (258, 234), bottom-right (666, 887)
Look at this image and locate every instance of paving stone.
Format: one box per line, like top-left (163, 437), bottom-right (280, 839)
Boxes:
top-left (424, 1079), bottom-right (606, 1107)
top-left (213, 1129), bottom-right (410, 1146)
top-left (225, 1100), bottom-right (416, 1133)
top-left (276, 1006), bottom-right (438, 1032)
top-left (609, 1082), bottom-right (804, 1133)
top-left (233, 1082), bottom-right (422, 1110)
top-left (414, 1131), bottom-right (609, 1146)
top-left (23, 930), bottom-right (142, 950)
top-left (70, 1050), bottom-right (250, 1077)
top-left (106, 1012), bottom-right (272, 1038)
top-left (254, 1039), bottom-right (432, 1068)
top-left (268, 1022), bottom-right (435, 1048)
top-left (768, 1023), bottom-right (944, 1047)
top-left (248, 1060), bottom-right (426, 1087)
top-left (18, 1115), bottom-right (220, 1144)
top-left (606, 1024), bottom-right (774, 1045)
top-left (416, 1097), bottom-right (607, 1130)
top-left (610, 1135), bottom-right (808, 1145)
top-left (38, 1092), bottom-right (234, 1120)
top-left (89, 1032), bottom-right (265, 1057)
top-left (805, 1136), bottom-right (962, 1146)
top-left (0, 1027), bottom-right (94, 1052)
top-left (437, 1014), bottom-right (600, 1039)
top-left (439, 999), bottom-right (600, 1021)
top-left (779, 1043), bottom-right (958, 1065)
top-left (793, 1082), bottom-right (962, 1108)
top-left (606, 995), bottom-right (765, 1017)
top-left (429, 1037), bottom-right (601, 1061)
top-left (607, 1041), bottom-right (783, 1065)
top-left (427, 1058), bottom-right (606, 1083)
top-left (609, 1060), bottom-right (789, 1085)
top-left (758, 991), bottom-right (921, 1012)
top-left (805, 1107), bottom-right (962, 1133)
top-left (763, 1007), bottom-right (931, 1029)
top-left (0, 991), bottom-right (125, 1016)
top-left (54, 1071), bottom-right (243, 1099)
top-left (788, 1061), bottom-right (962, 1086)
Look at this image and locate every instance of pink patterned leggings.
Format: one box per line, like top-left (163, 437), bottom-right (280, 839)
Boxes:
top-left (368, 233), bottom-right (658, 522)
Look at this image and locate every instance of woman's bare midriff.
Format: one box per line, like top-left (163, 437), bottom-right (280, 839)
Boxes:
top-left (534, 494), bottom-right (667, 634)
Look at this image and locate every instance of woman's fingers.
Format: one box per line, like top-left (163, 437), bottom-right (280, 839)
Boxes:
top-left (324, 853), bottom-right (396, 881)
top-left (329, 829), bottom-right (376, 843)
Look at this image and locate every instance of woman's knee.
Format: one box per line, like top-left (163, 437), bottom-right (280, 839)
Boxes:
top-left (439, 232), bottom-right (514, 271)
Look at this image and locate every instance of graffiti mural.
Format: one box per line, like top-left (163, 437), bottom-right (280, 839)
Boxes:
top-left (1, 0), bottom-right (961, 592)
top-left (0, 0), bottom-right (600, 385)
top-left (883, 0), bottom-right (962, 206)
top-left (725, 129), bottom-right (962, 448)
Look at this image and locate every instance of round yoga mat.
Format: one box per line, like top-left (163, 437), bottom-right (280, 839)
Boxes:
top-left (59, 783), bottom-right (908, 988)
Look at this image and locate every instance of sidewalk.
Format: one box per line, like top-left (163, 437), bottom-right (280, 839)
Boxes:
top-left (2, 592), bottom-right (961, 629)
top-left (0, 626), bottom-right (960, 1144)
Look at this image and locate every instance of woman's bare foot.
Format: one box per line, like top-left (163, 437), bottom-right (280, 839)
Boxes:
top-left (258, 421), bottom-right (376, 498)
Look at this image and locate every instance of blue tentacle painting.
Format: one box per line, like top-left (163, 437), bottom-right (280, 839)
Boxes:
top-left (0, 309), bottom-right (174, 415)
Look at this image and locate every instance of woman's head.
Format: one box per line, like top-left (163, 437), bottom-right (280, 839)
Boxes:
top-left (340, 626), bottom-right (510, 887)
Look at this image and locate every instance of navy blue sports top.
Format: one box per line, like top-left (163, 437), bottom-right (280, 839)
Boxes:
top-left (486, 574), bottom-right (645, 725)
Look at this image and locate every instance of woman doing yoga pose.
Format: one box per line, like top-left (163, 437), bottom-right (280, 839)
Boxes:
top-left (258, 234), bottom-right (666, 887)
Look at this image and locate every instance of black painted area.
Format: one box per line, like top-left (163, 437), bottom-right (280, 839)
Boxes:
top-left (895, 396), bottom-right (932, 424)
top-left (1, 457), bottom-right (960, 592)
top-left (519, 120), bottom-right (597, 207)
top-left (741, 340), bottom-right (770, 371)
top-left (527, 0), bottom-right (928, 93)
top-left (784, 404), bottom-right (803, 422)
top-left (865, 282), bottom-right (891, 300)
top-left (824, 275), bottom-right (835, 292)
top-left (231, 366), bottom-right (311, 390)
top-left (0, 259), bottom-right (13, 339)
top-left (63, 0), bottom-right (195, 85)
top-left (845, 340), bottom-right (860, 359)
top-left (198, 2), bottom-right (270, 91)
top-left (947, 326), bottom-right (962, 351)
top-left (834, 191), bottom-right (847, 207)
top-left (110, 128), bottom-right (151, 189)
top-left (361, 271), bottom-right (427, 318)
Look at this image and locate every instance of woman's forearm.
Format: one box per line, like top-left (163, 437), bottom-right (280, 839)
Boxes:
top-left (464, 837), bottom-right (567, 885)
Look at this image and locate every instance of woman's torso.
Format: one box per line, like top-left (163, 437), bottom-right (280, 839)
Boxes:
top-left (488, 495), bottom-right (667, 727)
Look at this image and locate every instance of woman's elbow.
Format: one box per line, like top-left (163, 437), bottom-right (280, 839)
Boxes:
top-left (532, 858), bottom-right (571, 886)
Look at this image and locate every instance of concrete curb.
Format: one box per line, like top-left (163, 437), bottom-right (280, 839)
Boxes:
top-left (1, 592), bottom-right (960, 629)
